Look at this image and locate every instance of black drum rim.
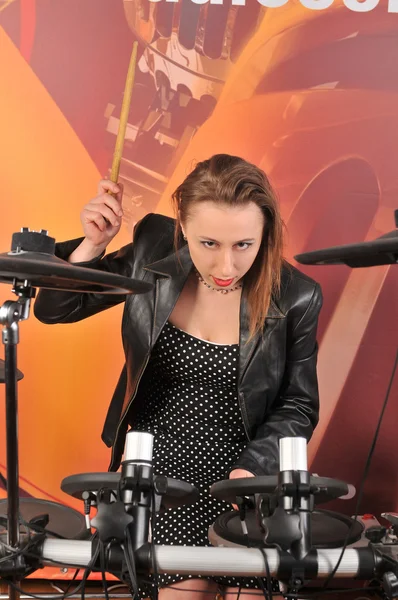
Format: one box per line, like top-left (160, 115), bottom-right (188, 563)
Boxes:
top-left (212, 508), bottom-right (364, 549)
top-left (61, 471), bottom-right (199, 510)
top-left (210, 475), bottom-right (349, 505)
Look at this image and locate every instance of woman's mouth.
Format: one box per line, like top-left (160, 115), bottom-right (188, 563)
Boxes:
top-left (212, 276), bottom-right (235, 287)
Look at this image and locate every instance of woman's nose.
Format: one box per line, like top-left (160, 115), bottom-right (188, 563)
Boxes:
top-left (217, 250), bottom-right (234, 277)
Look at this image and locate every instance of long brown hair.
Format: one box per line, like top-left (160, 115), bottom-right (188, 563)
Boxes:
top-left (172, 154), bottom-right (285, 337)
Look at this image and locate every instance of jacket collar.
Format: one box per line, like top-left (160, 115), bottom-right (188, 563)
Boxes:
top-left (143, 243), bottom-right (192, 278)
top-left (143, 243), bottom-right (285, 318)
top-left (143, 244), bottom-right (285, 380)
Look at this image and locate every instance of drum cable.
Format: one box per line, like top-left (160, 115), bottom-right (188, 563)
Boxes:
top-left (0, 511), bottom-right (104, 600)
top-left (237, 496), bottom-right (271, 600)
top-left (259, 547), bottom-right (273, 600)
top-left (95, 487), bottom-right (123, 600)
top-left (99, 541), bottom-right (109, 600)
top-left (111, 479), bottom-right (140, 599)
top-left (123, 519), bottom-right (140, 598)
top-left (149, 487), bottom-right (159, 600)
top-left (1, 538), bottom-right (101, 600)
top-left (80, 540), bottom-right (101, 600)
top-left (53, 567), bottom-right (80, 599)
top-left (135, 487), bottom-right (168, 599)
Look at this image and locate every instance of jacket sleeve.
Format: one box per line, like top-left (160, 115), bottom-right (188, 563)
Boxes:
top-left (232, 282), bottom-right (323, 476)
top-left (33, 214), bottom-right (151, 324)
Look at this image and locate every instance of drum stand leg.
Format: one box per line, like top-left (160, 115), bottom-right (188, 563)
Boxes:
top-left (0, 288), bottom-right (34, 600)
top-left (2, 322), bottom-right (20, 600)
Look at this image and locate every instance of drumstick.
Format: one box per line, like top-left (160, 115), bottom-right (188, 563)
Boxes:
top-left (110, 41), bottom-right (138, 185)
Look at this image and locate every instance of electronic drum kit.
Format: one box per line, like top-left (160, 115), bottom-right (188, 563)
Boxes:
top-left (0, 216), bottom-right (397, 600)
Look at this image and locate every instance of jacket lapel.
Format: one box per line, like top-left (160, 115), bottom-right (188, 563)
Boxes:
top-left (238, 293), bottom-right (285, 385)
top-left (143, 244), bottom-right (192, 346)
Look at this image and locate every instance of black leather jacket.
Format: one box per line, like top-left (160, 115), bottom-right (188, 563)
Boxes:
top-left (34, 214), bottom-right (323, 475)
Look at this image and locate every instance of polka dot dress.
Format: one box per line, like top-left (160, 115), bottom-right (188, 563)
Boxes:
top-left (132, 321), bottom-right (271, 596)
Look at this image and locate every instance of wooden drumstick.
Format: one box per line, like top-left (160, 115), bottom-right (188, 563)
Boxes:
top-left (110, 41), bottom-right (138, 185)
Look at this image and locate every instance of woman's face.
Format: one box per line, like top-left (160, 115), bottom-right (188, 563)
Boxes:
top-left (182, 201), bottom-right (265, 290)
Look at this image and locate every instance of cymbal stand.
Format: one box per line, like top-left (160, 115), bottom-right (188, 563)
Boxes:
top-left (0, 279), bottom-right (35, 600)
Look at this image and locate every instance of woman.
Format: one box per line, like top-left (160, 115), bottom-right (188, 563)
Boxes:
top-left (34, 154), bottom-right (322, 599)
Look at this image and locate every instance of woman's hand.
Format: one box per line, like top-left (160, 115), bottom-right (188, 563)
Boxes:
top-left (69, 179), bottom-right (124, 263)
top-left (229, 468), bottom-right (255, 510)
top-left (229, 469), bottom-right (255, 480)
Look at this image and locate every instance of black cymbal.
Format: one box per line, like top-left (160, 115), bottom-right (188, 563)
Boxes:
top-left (0, 252), bottom-right (153, 295)
top-left (210, 475), bottom-right (349, 506)
top-left (294, 230), bottom-right (398, 268)
top-left (0, 359), bottom-right (23, 383)
top-left (61, 472), bottom-right (199, 511)
top-left (0, 497), bottom-right (88, 540)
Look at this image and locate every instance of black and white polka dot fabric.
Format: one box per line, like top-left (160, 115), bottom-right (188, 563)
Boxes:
top-left (133, 321), bottom-right (268, 595)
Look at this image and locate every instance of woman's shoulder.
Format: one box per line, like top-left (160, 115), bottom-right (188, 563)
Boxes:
top-left (134, 213), bottom-right (176, 238)
top-left (133, 213), bottom-right (176, 253)
top-left (277, 261), bottom-right (323, 315)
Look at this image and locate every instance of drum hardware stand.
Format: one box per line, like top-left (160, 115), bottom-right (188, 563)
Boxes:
top-left (382, 514), bottom-right (398, 540)
top-left (88, 432), bottom-right (160, 589)
top-left (85, 433), bottom-right (154, 551)
top-left (259, 439), bottom-right (317, 593)
top-left (0, 229), bottom-right (155, 598)
top-left (362, 515), bottom-right (398, 600)
top-left (85, 431), bottom-right (188, 595)
top-left (118, 433), bottom-right (154, 553)
top-left (3, 431), bottom-right (398, 599)
top-left (0, 283), bottom-right (37, 600)
top-left (0, 230), bottom-right (57, 600)
top-left (226, 438), bottom-right (398, 598)
top-left (256, 469), bottom-right (315, 557)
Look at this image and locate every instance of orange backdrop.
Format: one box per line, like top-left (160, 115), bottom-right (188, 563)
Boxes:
top-left (0, 0), bottom-right (397, 579)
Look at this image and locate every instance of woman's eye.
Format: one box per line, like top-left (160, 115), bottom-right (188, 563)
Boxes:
top-left (202, 241), bottom-right (216, 248)
top-left (236, 242), bottom-right (251, 250)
